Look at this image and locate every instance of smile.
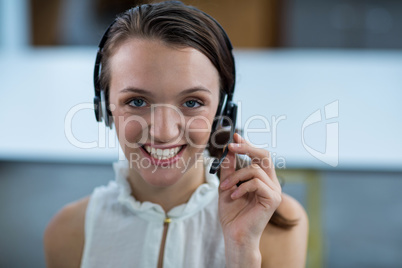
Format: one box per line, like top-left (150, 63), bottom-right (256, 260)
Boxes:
top-left (143, 145), bottom-right (184, 160)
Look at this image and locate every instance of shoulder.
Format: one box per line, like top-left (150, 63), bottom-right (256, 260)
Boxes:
top-left (44, 196), bottom-right (90, 268)
top-left (260, 193), bottom-right (309, 268)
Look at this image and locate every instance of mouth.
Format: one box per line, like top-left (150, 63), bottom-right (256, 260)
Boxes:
top-left (141, 144), bottom-right (186, 160)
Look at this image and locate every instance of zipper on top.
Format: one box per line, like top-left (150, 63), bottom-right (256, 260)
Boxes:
top-left (158, 216), bottom-right (171, 268)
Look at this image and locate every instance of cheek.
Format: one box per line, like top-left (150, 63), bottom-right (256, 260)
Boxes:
top-left (125, 121), bottom-right (143, 143)
top-left (114, 114), bottom-right (147, 145)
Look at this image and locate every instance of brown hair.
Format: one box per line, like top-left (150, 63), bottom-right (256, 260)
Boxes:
top-left (99, 0), bottom-right (297, 229)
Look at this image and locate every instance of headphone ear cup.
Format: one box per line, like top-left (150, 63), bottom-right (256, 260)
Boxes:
top-left (221, 101), bottom-right (237, 128)
top-left (228, 102), bottom-right (238, 128)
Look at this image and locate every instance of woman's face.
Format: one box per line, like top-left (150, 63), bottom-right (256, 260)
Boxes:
top-left (108, 38), bottom-right (220, 187)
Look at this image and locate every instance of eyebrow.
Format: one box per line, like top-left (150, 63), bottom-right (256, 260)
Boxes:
top-left (120, 87), bottom-right (151, 95)
top-left (119, 86), bottom-right (212, 96)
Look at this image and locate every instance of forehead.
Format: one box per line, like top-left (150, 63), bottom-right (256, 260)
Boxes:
top-left (108, 38), bottom-right (220, 97)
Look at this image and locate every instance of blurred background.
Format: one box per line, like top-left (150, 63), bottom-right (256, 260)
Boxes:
top-left (1, 0), bottom-right (401, 267)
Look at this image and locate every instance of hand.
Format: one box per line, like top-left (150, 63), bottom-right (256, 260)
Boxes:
top-left (218, 133), bottom-right (282, 265)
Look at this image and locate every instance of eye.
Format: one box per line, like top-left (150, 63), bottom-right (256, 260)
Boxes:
top-left (128, 98), bottom-right (146, 107)
top-left (183, 100), bottom-right (202, 108)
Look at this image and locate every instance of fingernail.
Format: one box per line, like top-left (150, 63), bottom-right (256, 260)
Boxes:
top-left (230, 143), bottom-right (240, 148)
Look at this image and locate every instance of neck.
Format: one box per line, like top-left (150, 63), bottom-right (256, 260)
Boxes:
top-left (127, 157), bottom-right (206, 213)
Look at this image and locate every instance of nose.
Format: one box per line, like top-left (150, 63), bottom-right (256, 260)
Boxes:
top-left (149, 104), bottom-right (183, 143)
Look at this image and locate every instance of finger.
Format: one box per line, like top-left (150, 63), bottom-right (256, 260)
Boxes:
top-left (220, 163), bottom-right (280, 192)
top-left (218, 144), bottom-right (236, 183)
top-left (233, 132), bottom-right (244, 144)
top-left (228, 136), bottom-right (279, 187)
top-left (230, 178), bottom-right (281, 205)
top-left (229, 142), bottom-right (270, 166)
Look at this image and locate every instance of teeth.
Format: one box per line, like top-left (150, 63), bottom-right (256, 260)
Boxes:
top-left (144, 145), bottom-right (183, 159)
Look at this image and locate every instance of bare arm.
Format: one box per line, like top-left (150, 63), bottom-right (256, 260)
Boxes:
top-left (260, 193), bottom-right (309, 268)
top-left (43, 197), bottom-right (89, 268)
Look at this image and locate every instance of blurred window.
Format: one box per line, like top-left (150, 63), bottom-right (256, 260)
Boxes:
top-left (280, 0), bottom-right (402, 49)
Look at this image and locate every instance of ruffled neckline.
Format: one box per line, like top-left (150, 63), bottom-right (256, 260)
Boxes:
top-left (113, 154), bottom-right (219, 222)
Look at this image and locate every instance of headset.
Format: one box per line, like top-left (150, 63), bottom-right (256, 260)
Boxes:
top-left (93, 6), bottom-right (237, 175)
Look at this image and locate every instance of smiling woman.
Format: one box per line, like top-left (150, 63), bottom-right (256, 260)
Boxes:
top-left (44, 1), bottom-right (308, 268)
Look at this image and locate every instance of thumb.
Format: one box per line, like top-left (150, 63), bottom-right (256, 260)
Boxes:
top-left (219, 144), bottom-right (236, 182)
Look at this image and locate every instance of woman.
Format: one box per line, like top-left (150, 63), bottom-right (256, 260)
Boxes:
top-left (44, 1), bottom-right (308, 267)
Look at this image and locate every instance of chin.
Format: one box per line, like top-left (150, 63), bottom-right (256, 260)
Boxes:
top-left (140, 168), bottom-right (184, 187)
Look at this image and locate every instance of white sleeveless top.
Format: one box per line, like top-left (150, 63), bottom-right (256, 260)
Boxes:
top-left (80, 157), bottom-right (225, 268)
